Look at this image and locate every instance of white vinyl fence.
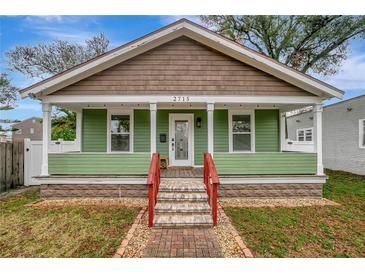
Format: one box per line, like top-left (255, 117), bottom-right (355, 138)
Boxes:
top-left (24, 138), bottom-right (78, 185)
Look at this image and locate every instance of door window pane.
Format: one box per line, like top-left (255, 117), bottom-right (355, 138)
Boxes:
top-left (233, 134), bottom-right (251, 151)
top-left (175, 120), bottom-right (189, 160)
top-left (111, 134), bottom-right (130, 152)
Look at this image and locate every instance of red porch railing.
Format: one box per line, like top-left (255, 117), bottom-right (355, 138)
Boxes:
top-left (147, 153), bottom-right (160, 227)
top-left (203, 152), bottom-right (220, 226)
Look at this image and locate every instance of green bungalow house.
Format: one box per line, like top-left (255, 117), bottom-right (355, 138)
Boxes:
top-left (20, 19), bottom-right (343, 226)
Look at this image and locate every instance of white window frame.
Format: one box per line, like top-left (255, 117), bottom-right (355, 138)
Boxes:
top-left (359, 119), bottom-right (365, 149)
top-left (228, 110), bottom-right (255, 153)
top-left (107, 109), bottom-right (134, 153)
top-left (30, 127), bottom-right (34, 134)
top-left (296, 127), bottom-right (313, 143)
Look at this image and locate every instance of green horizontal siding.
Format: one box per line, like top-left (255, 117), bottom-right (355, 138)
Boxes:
top-left (49, 153), bottom-right (150, 175)
top-left (214, 109), bottom-right (229, 152)
top-left (214, 152), bottom-right (317, 175)
top-left (82, 109), bottom-right (107, 152)
top-left (255, 109), bottom-right (280, 152)
top-left (134, 109), bottom-right (150, 152)
top-left (156, 109), bottom-right (207, 166)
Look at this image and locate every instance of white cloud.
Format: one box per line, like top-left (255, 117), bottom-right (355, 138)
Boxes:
top-left (321, 52), bottom-right (365, 91)
top-left (15, 101), bottom-right (41, 111)
top-left (31, 26), bottom-right (96, 44)
top-left (159, 15), bottom-right (201, 25)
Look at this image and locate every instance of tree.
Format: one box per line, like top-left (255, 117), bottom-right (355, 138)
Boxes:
top-left (5, 33), bottom-right (109, 140)
top-left (6, 33), bottom-right (109, 79)
top-left (200, 16), bottom-right (365, 76)
top-left (0, 73), bottom-right (18, 109)
top-left (51, 108), bottom-right (76, 141)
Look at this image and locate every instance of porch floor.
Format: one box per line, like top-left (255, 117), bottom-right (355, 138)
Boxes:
top-left (161, 167), bottom-right (203, 178)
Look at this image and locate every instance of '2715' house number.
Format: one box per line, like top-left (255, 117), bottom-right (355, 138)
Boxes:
top-left (172, 96), bottom-right (190, 102)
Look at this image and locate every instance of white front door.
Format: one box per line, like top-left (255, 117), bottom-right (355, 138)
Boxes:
top-left (169, 114), bottom-right (194, 166)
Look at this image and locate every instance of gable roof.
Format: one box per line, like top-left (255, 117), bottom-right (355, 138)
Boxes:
top-left (20, 18), bottom-right (344, 100)
top-left (12, 117), bottom-right (42, 127)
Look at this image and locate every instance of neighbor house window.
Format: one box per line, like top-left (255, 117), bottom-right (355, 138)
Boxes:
top-left (360, 119), bottom-right (365, 149)
top-left (108, 111), bottom-right (133, 152)
top-left (30, 127), bottom-right (34, 134)
top-left (296, 128), bottom-right (313, 142)
top-left (229, 111), bottom-right (254, 152)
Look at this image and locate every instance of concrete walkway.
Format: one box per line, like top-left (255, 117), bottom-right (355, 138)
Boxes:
top-left (142, 228), bottom-right (223, 258)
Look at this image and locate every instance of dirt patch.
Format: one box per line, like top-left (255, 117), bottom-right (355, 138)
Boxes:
top-left (25, 198), bottom-right (148, 208)
top-left (219, 198), bottom-right (339, 208)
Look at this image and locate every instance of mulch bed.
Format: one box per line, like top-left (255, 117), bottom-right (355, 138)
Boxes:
top-left (25, 198), bottom-right (148, 208)
top-left (219, 198), bottom-right (339, 208)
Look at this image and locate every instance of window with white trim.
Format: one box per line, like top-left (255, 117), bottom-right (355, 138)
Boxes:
top-left (229, 111), bottom-right (254, 152)
top-left (360, 119), bottom-right (365, 149)
top-left (109, 113), bottom-right (131, 152)
top-left (296, 128), bottom-right (313, 142)
top-left (30, 127), bottom-right (34, 134)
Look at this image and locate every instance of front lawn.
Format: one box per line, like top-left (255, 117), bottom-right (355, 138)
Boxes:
top-left (224, 170), bottom-right (365, 257)
top-left (0, 189), bottom-right (140, 257)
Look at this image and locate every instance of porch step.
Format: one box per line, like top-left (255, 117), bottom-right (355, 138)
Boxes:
top-left (157, 192), bottom-right (208, 202)
top-left (159, 181), bottom-right (206, 192)
top-left (153, 214), bottom-right (213, 228)
top-left (155, 202), bottom-right (211, 213)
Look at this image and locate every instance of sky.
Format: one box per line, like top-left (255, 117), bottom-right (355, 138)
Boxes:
top-left (1, 15), bottom-right (365, 124)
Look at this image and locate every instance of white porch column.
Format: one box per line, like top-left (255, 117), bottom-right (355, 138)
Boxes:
top-left (313, 104), bottom-right (324, 175)
top-left (75, 111), bottom-right (82, 152)
top-left (207, 103), bottom-right (214, 155)
top-left (280, 112), bottom-right (286, 151)
top-left (150, 103), bottom-right (157, 155)
top-left (41, 103), bottom-right (51, 176)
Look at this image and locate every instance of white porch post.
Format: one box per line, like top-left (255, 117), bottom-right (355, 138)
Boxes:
top-left (313, 104), bottom-right (324, 175)
top-left (280, 112), bottom-right (286, 151)
top-left (150, 103), bottom-right (157, 155)
top-left (207, 103), bottom-right (214, 155)
top-left (75, 111), bottom-right (82, 152)
top-left (41, 103), bottom-right (51, 176)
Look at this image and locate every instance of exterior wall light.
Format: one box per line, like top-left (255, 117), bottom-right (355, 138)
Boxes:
top-left (196, 117), bottom-right (202, 128)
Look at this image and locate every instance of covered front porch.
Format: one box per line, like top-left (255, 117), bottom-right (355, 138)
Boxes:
top-left (39, 95), bottom-right (324, 179)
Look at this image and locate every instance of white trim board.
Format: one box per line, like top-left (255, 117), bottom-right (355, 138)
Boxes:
top-left (36, 176), bottom-right (146, 185)
top-left (219, 175), bottom-right (326, 185)
top-left (43, 95), bottom-right (323, 105)
top-left (21, 19), bottom-right (343, 100)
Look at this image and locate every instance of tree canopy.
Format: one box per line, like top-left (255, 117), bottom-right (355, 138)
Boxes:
top-left (0, 73), bottom-right (18, 109)
top-left (200, 15), bottom-right (365, 76)
top-left (6, 33), bottom-right (109, 79)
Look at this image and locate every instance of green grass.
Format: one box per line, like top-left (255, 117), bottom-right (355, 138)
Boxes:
top-left (224, 170), bottom-right (365, 258)
top-left (0, 189), bottom-right (140, 258)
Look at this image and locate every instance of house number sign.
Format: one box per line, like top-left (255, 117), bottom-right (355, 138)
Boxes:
top-left (172, 96), bottom-right (190, 102)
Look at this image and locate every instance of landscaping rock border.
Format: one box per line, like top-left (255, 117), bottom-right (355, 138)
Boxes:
top-left (113, 207), bottom-right (148, 258)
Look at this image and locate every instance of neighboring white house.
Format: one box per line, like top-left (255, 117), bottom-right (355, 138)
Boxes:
top-left (287, 94), bottom-right (365, 175)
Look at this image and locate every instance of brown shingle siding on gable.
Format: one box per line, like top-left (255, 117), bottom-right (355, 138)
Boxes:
top-left (53, 36), bottom-right (311, 97)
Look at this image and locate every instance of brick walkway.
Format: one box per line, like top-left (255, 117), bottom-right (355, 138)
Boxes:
top-left (142, 228), bottom-right (223, 258)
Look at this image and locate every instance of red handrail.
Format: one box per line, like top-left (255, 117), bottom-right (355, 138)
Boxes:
top-left (203, 152), bottom-right (220, 226)
top-left (147, 153), bottom-right (160, 227)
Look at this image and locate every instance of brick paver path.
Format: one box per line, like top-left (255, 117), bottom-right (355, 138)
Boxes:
top-left (142, 228), bottom-right (223, 258)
